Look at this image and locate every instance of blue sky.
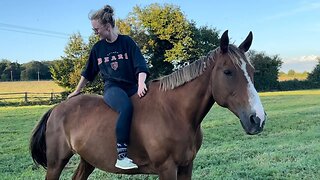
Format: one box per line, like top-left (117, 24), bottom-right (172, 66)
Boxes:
top-left (0, 0), bottom-right (319, 72)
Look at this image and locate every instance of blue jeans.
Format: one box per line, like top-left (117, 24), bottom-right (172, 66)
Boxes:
top-left (103, 83), bottom-right (137, 144)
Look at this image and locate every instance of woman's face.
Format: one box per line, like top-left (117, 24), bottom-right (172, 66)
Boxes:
top-left (91, 19), bottom-right (110, 40)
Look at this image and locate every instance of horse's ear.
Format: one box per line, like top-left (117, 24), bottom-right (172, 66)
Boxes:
top-left (239, 31), bottom-right (253, 52)
top-left (220, 30), bottom-right (229, 54)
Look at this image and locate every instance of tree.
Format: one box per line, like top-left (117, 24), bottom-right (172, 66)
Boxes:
top-left (1, 61), bottom-right (21, 81)
top-left (50, 33), bottom-right (88, 91)
top-left (249, 51), bottom-right (283, 91)
top-left (307, 57), bottom-right (320, 83)
top-left (50, 33), bottom-right (103, 93)
top-left (287, 69), bottom-right (295, 76)
top-left (20, 61), bottom-right (52, 81)
top-left (118, 3), bottom-right (220, 79)
top-left (189, 22), bottom-right (219, 62)
top-left (125, 3), bottom-right (195, 79)
top-left (0, 59), bottom-right (11, 81)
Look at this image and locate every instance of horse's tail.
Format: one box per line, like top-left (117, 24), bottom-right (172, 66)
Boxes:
top-left (29, 107), bottom-right (55, 169)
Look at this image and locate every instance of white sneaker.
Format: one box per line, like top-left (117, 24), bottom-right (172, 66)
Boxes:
top-left (126, 157), bottom-right (133, 162)
top-left (115, 157), bottom-right (138, 169)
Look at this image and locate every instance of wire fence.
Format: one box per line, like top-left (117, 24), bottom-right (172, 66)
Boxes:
top-left (0, 92), bottom-right (65, 106)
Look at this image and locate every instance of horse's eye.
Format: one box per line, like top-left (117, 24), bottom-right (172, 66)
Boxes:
top-left (224, 70), bottom-right (232, 76)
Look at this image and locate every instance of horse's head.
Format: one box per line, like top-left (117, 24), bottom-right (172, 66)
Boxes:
top-left (211, 30), bottom-right (266, 135)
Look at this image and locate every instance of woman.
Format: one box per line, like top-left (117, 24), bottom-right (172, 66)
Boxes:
top-left (68, 5), bottom-right (149, 170)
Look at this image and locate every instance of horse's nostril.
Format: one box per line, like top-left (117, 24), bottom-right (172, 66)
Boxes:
top-left (250, 114), bottom-right (260, 125)
top-left (250, 115), bottom-right (255, 124)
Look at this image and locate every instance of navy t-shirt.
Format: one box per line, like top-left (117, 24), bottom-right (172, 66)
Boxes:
top-left (81, 35), bottom-right (149, 86)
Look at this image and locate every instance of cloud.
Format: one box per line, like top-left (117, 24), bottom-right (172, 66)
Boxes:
top-left (286, 55), bottom-right (319, 63)
top-left (281, 55), bottom-right (319, 72)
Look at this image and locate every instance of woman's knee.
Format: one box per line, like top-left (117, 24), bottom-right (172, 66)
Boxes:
top-left (119, 101), bottom-right (133, 114)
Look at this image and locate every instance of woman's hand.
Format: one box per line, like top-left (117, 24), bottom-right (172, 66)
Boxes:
top-left (67, 90), bottom-right (81, 99)
top-left (67, 76), bottom-right (88, 99)
top-left (137, 72), bottom-right (148, 98)
top-left (137, 82), bottom-right (148, 98)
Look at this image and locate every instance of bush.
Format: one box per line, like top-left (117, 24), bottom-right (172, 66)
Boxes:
top-left (278, 79), bottom-right (320, 91)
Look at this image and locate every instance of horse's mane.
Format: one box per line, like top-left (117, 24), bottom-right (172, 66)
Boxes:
top-left (155, 45), bottom-right (249, 91)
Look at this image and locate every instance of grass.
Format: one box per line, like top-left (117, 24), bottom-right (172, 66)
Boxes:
top-left (0, 81), bottom-right (65, 105)
top-left (0, 106), bottom-right (51, 179)
top-left (0, 90), bottom-right (319, 179)
top-left (260, 89), bottom-right (320, 96)
top-left (0, 81), bottom-right (65, 93)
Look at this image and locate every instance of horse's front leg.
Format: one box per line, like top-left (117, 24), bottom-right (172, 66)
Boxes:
top-left (158, 159), bottom-right (178, 180)
top-left (177, 162), bottom-right (193, 180)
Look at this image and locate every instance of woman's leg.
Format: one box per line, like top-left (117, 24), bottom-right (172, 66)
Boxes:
top-left (103, 86), bottom-right (133, 144)
top-left (103, 85), bottom-right (138, 169)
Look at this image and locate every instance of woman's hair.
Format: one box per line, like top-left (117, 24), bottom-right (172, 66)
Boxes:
top-left (89, 5), bottom-right (115, 27)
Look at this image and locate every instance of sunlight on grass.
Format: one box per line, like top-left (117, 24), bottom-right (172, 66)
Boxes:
top-left (259, 89), bottom-right (320, 96)
top-left (0, 81), bottom-right (66, 105)
top-left (0, 81), bottom-right (65, 93)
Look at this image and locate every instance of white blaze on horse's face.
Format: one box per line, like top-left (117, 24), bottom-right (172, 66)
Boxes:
top-left (240, 58), bottom-right (265, 127)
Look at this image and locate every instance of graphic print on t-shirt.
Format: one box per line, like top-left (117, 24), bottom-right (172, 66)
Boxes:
top-left (97, 51), bottom-right (129, 71)
top-left (111, 62), bottom-right (118, 70)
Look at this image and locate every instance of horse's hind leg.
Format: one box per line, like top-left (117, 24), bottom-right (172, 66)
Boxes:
top-left (177, 163), bottom-right (193, 180)
top-left (158, 159), bottom-right (178, 180)
top-left (46, 152), bottom-right (73, 180)
top-left (46, 135), bottom-right (73, 180)
top-left (72, 158), bottom-right (95, 180)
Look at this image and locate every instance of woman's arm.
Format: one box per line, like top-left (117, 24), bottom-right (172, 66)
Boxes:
top-left (67, 76), bottom-right (88, 99)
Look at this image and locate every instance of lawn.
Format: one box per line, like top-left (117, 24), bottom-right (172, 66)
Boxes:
top-left (0, 90), bottom-right (319, 179)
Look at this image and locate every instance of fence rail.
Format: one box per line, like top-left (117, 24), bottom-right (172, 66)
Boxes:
top-left (0, 92), bottom-right (65, 104)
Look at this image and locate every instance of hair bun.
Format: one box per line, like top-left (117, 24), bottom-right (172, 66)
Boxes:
top-left (103, 5), bottom-right (114, 14)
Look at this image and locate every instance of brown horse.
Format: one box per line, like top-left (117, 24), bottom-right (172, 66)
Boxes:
top-left (30, 30), bottom-right (266, 180)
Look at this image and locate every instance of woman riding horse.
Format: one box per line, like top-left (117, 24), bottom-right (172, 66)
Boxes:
top-left (30, 30), bottom-right (266, 180)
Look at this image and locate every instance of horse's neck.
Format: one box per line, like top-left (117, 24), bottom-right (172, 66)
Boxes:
top-left (168, 70), bottom-right (214, 128)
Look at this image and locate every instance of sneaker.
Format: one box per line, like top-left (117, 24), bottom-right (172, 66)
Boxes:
top-left (126, 157), bottom-right (133, 162)
top-left (115, 157), bottom-right (138, 169)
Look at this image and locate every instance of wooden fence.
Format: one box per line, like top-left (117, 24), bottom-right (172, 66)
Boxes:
top-left (0, 92), bottom-right (65, 104)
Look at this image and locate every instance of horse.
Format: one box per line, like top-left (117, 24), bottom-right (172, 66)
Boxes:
top-left (30, 30), bottom-right (266, 180)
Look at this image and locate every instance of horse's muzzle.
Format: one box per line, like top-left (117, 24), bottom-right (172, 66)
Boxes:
top-left (241, 112), bottom-right (266, 135)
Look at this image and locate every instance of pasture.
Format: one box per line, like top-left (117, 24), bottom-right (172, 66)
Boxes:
top-left (0, 81), bottom-right (65, 105)
top-left (0, 81), bottom-right (65, 93)
top-left (0, 90), bottom-right (319, 179)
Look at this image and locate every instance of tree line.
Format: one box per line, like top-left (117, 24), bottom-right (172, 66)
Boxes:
top-left (0, 59), bottom-right (53, 81)
top-left (2, 3), bottom-right (319, 92)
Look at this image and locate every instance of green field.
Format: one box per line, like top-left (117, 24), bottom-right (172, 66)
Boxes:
top-left (0, 81), bottom-right (65, 105)
top-left (0, 81), bottom-right (65, 93)
top-left (0, 90), bottom-right (319, 179)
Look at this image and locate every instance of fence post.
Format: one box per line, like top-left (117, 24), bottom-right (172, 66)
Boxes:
top-left (50, 92), bottom-right (53, 101)
top-left (24, 92), bottom-right (28, 103)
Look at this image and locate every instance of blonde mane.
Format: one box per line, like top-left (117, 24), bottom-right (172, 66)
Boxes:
top-left (156, 45), bottom-right (249, 91)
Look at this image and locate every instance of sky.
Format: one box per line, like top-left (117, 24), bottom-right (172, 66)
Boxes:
top-left (0, 0), bottom-right (319, 72)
